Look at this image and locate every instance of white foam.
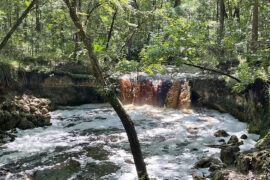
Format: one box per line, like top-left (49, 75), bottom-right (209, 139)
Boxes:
top-left (0, 104), bottom-right (259, 179)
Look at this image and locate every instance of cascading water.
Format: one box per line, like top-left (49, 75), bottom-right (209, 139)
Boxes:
top-left (119, 74), bottom-right (191, 109)
top-left (0, 73), bottom-right (260, 180)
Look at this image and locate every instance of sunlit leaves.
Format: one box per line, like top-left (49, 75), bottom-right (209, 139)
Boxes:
top-left (93, 44), bottom-right (105, 52)
top-left (25, 0), bottom-right (31, 7)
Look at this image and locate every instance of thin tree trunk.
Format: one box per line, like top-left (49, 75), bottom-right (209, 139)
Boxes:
top-left (174, 0), bottom-right (181, 8)
top-left (218, 0), bottom-right (227, 43)
top-left (233, 7), bottom-right (240, 23)
top-left (106, 10), bottom-right (117, 50)
top-left (35, 0), bottom-right (40, 53)
top-left (251, 1), bottom-right (259, 50)
top-left (228, 0), bottom-right (233, 19)
top-left (63, 1), bottom-right (149, 179)
top-left (216, 0), bottom-right (219, 21)
top-left (0, 0), bottom-right (37, 51)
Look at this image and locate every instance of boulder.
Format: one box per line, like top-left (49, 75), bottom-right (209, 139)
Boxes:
top-left (218, 139), bottom-right (225, 143)
top-left (209, 161), bottom-right (226, 172)
top-left (220, 145), bottom-right (240, 165)
top-left (30, 106), bottom-right (38, 113)
top-left (214, 130), bottom-right (229, 137)
top-left (19, 104), bottom-right (30, 113)
top-left (227, 135), bottom-right (239, 145)
top-left (194, 157), bottom-right (221, 168)
top-left (41, 108), bottom-right (48, 115)
top-left (236, 154), bottom-right (252, 174)
top-left (240, 134), bottom-right (248, 139)
top-left (211, 170), bottom-right (230, 180)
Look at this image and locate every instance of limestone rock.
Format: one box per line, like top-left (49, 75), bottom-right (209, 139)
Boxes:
top-left (227, 135), bottom-right (239, 145)
top-left (236, 154), bottom-right (252, 174)
top-left (209, 161), bottom-right (226, 172)
top-left (41, 108), bottom-right (48, 115)
top-left (214, 130), bottom-right (229, 137)
top-left (194, 157), bottom-right (221, 168)
top-left (220, 145), bottom-right (240, 165)
top-left (211, 170), bottom-right (230, 180)
top-left (19, 104), bottom-right (30, 113)
top-left (30, 106), bottom-right (38, 113)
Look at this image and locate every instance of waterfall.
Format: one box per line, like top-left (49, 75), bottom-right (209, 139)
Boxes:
top-left (119, 77), bottom-right (191, 109)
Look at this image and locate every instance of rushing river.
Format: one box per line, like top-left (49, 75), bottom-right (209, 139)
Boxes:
top-left (0, 104), bottom-right (259, 180)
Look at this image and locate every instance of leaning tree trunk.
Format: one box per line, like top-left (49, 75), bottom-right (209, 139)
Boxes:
top-left (0, 0), bottom-right (37, 51)
top-left (63, 1), bottom-right (149, 179)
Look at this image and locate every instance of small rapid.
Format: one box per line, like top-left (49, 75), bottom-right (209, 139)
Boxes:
top-left (0, 104), bottom-right (259, 180)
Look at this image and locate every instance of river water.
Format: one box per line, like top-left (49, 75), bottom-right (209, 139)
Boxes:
top-left (0, 104), bottom-right (259, 180)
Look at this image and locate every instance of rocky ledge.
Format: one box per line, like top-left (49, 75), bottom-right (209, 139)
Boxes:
top-left (0, 94), bottom-right (51, 143)
top-left (193, 130), bottom-right (270, 180)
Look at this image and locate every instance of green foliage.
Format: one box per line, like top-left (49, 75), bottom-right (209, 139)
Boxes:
top-left (115, 59), bottom-right (138, 73)
top-left (0, 0), bottom-right (269, 93)
top-left (232, 62), bottom-right (269, 92)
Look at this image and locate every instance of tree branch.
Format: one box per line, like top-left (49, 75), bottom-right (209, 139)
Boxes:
top-left (182, 62), bottom-right (241, 82)
top-left (84, 3), bottom-right (102, 26)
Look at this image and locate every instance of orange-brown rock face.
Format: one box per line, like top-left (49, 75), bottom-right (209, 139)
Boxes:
top-left (178, 82), bottom-right (191, 109)
top-left (120, 79), bottom-right (134, 104)
top-left (133, 81), bottom-right (154, 105)
top-left (165, 81), bottom-right (181, 109)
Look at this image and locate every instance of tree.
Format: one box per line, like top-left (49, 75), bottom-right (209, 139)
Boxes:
top-left (63, 0), bottom-right (149, 179)
top-left (0, 0), bottom-right (37, 51)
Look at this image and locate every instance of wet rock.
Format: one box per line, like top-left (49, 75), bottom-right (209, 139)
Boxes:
top-left (214, 130), bottom-right (229, 137)
top-left (95, 116), bottom-right (107, 120)
top-left (227, 135), bottom-right (239, 145)
top-left (124, 159), bottom-right (134, 164)
top-left (218, 139), bottom-right (225, 143)
top-left (85, 146), bottom-right (110, 160)
top-left (65, 123), bottom-right (76, 128)
top-left (256, 131), bottom-right (270, 149)
top-left (32, 159), bottom-right (81, 180)
top-left (211, 170), bottom-right (230, 180)
top-left (236, 154), bottom-right (252, 173)
top-left (18, 118), bottom-right (35, 130)
top-left (220, 144), bottom-right (240, 165)
top-left (209, 161), bottom-right (226, 172)
top-left (194, 157), bottom-right (221, 168)
top-left (240, 134), bottom-right (248, 139)
top-left (79, 162), bottom-right (120, 179)
top-left (192, 174), bottom-right (205, 180)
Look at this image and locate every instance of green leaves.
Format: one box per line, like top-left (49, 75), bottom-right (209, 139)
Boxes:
top-left (25, 0), bottom-right (31, 6)
top-left (93, 44), bottom-right (105, 52)
top-left (0, 10), bottom-right (5, 16)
